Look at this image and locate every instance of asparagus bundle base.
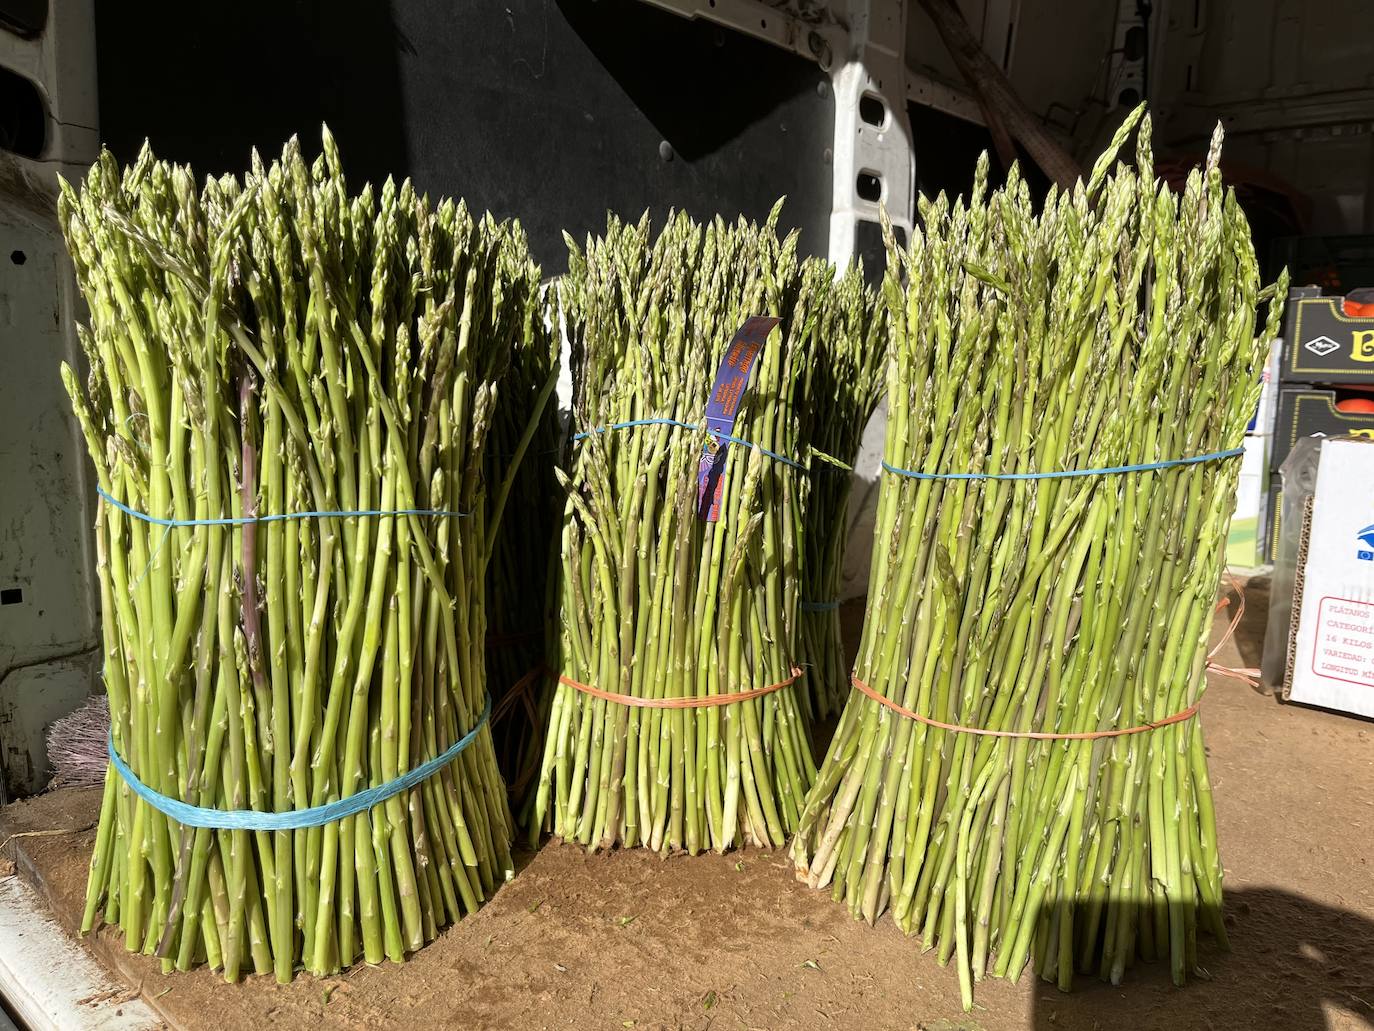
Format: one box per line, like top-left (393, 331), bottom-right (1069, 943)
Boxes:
top-left (791, 110), bottom-right (1286, 1006)
top-left (62, 131), bottom-right (546, 980)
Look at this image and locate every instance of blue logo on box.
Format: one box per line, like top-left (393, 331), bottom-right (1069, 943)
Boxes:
top-left (1359, 523), bottom-right (1374, 562)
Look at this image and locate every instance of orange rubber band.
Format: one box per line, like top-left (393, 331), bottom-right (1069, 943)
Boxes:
top-left (558, 666), bottom-right (803, 709)
top-left (849, 675), bottom-right (1199, 740)
top-left (1207, 571), bottom-right (1245, 661)
top-left (848, 572), bottom-right (1255, 735)
top-left (1204, 572), bottom-right (1259, 685)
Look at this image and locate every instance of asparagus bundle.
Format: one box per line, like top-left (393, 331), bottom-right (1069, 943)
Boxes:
top-left (484, 289), bottom-right (561, 808)
top-left (535, 207), bottom-right (839, 853)
top-left (796, 274), bottom-right (887, 721)
top-left (60, 130), bottom-right (548, 980)
top-left (791, 110), bottom-right (1286, 1005)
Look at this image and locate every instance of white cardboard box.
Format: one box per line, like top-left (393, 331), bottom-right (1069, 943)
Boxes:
top-left (1286, 437), bottom-right (1374, 718)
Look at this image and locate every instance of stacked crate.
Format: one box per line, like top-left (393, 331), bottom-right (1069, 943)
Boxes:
top-left (1265, 286), bottom-right (1374, 562)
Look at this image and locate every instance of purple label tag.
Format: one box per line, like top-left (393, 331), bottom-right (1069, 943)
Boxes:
top-left (696, 316), bottom-right (780, 521)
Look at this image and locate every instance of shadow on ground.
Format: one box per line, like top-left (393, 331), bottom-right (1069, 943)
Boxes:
top-left (1029, 887), bottom-right (1374, 1030)
top-left (1228, 574), bottom-right (1270, 675)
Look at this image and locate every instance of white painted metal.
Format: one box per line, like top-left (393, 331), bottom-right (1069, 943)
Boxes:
top-left (0, 876), bottom-right (160, 1030)
top-left (838, 399), bottom-right (887, 601)
top-left (824, 0), bottom-right (912, 600)
top-left (1105, 0), bottom-right (1147, 110)
top-left (633, 0), bottom-right (922, 600)
top-left (825, 0), bottom-right (914, 269)
top-left (641, 0), bottom-right (986, 128)
top-left (0, 0), bottom-right (99, 170)
top-left (978, 0), bottom-right (1021, 74)
top-left (638, 0), bottom-right (917, 268)
top-left (1, 1), bottom-right (102, 797)
top-left (0, 203), bottom-right (102, 794)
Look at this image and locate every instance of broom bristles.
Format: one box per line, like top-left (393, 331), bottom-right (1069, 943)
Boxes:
top-left (47, 694), bottom-right (110, 790)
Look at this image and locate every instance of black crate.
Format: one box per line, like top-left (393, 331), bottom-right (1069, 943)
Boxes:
top-left (1280, 288), bottom-right (1374, 385)
top-left (1271, 387), bottom-right (1374, 475)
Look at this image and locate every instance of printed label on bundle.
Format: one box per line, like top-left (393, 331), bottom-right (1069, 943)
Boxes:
top-left (697, 315), bottom-right (780, 521)
top-left (1312, 596), bottom-right (1374, 688)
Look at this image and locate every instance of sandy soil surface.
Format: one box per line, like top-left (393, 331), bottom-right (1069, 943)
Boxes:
top-left (2, 582), bottom-right (1371, 1031)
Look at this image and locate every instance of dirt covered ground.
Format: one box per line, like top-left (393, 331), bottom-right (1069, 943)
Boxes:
top-left (2, 582), bottom-right (1372, 1031)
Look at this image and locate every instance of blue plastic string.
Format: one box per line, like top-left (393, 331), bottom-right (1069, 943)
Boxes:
top-left (97, 485), bottom-right (472, 527)
top-left (800, 600), bottom-right (841, 613)
top-left (107, 694), bottom-right (491, 831)
top-left (880, 447), bottom-right (1242, 482)
top-left (573, 418), bottom-right (809, 471)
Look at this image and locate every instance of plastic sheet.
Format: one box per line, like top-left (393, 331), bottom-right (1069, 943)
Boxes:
top-left (1260, 436), bottom-right (1324, 694)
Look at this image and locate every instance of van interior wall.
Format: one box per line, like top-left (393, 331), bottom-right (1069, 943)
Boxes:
top-left (92, 0), bottom-right (835, 275)
top-left (1151, 0), bottom-right (1374, 240)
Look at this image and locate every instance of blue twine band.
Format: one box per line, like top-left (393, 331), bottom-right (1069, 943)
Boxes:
top-left (573, 418), bottom-right (809, 471)
top-left (97, 485), bottom-right (472, 527)
top-left (800, 600), bottom-right (840, 612)
top-left (107, 694), bottom-right (491, 831)
top-left (880, 447), bottom-right (1242, 482)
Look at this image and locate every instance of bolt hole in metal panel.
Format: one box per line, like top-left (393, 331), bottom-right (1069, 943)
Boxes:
top-left (859, 93), bottom-right (887, 128)
top-left (7, 251), bottom-right (23, 266)
top-left (0, 65), bottom-right (47, 158)
top-left (1122, 23), bottom-right (1146, 60)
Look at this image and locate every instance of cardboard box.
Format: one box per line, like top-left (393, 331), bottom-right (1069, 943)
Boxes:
top-left (1284, 437), bottom-right (1374, 718)
top-left (1226, 435), bottom-right (1270, 568)
top-left (1271, 387), bottom-right (1374, 474)
top-left (1280, 288), bottom-right (1374, 385)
